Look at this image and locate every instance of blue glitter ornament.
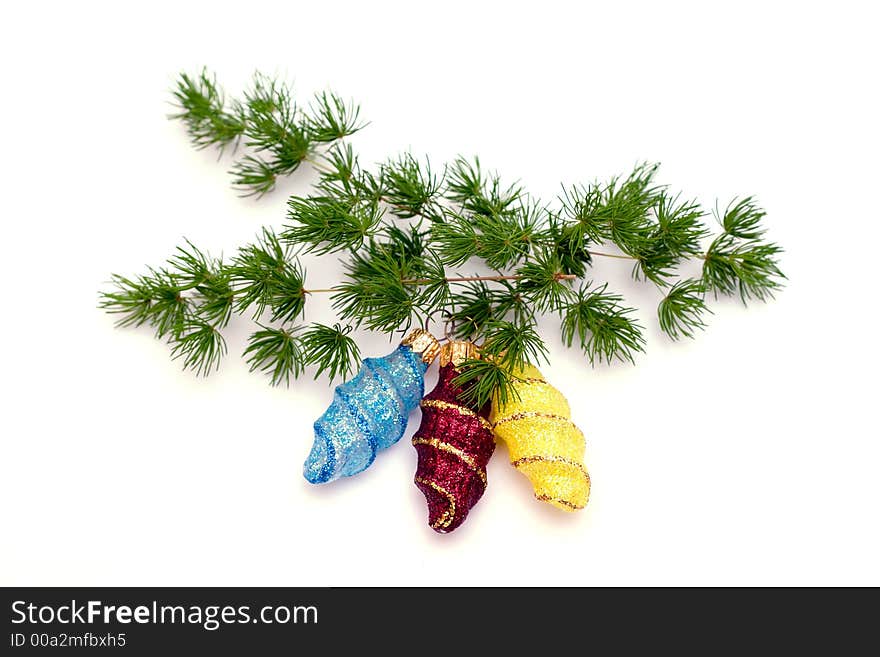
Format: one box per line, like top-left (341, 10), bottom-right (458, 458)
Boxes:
top-left (304, 329), bottom-right (440, 484)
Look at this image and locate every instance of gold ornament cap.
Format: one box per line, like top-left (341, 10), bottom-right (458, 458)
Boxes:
top-left (401, 329), bottom-right (441, 364)
top-left (439, 341), bottom-right (478, 368)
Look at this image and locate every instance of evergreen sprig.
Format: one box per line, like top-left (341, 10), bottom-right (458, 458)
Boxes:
top-left (170, 69), bottom-right (246, 150)
top-left (516, 251), bottom-right (574, 312)
top-left (168, 241), bottom-right (234, 327)
top-left (381, 154), bottom-right (443, 220)
top-left (170, 69), bottom-right (363, 196)
top-left (243, 323), bottom-right (361, 386)
top-left (283, 195), bottom-right (383, 255)
top-left (446, 156), bottom-right (524, 217)
top-left (244, 325), bottom-right (305, 386)
top-left (560, 283), bottom-right (645, 365)
top-left (432, 202), bottom-right (540, 270)
top-left (702, 198), bottom-right (785, 302)
top-left (170, 318), bottom-right (227, 377)
top-left (100, 269), bottom-right (188, 338)
top-left (703, 235), bottom-right (784, 302)
top-left (658, 279), bottom-right (711, 339)
top-left (306, 92), bottom-right (366, 143)
top-left (453, 318), bottom-right (549, 408)
top-left (229, 228), bottom-right (307, 323)
top-left (103, 69), bottom-right (786, 402)
top-left (314, 143), bottom-right (382, 202)
top-left (332, 225), bottom-right (442, 333)
top-left (559, 163), bottom-right (661, 254)
top-left (300, 323), bottom-right (361, 382)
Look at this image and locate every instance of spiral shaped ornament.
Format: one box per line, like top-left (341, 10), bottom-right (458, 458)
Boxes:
top-left (412, 341), bottom-right (496, 533)
top-left (304, 329), bottom-right (440, 484)
top-left (490, 364), bottom-right (591, 511)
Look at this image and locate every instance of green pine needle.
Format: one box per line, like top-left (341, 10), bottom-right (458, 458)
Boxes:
top-left (446, 156), bottom-right (523, 217)
top-left (170, 318), bottom-right (227, 377)
top-left (300, 323), bottom-right (361, 382)
top-left (100, 268), bottom-right (188, 339)
top-left (658, 279), bottom-right (712, 340)
top-left (703, 234), bottom-right (785, 303)
top-left (283, 196), bottom-right (383, 255)
top-left (381, 154), bottom-right (443, 220)
top-left (100, 273), bottom-right (161, 331)
top-left (719, 196), bottom-right (767, 240)
top-left (453, 358), bottom-right (522, 409)
top-left (516, 250), bottom-right (574, 312)
top-left (170, 69), bottom-right (245, 150)
top-left (332, 226), bottom-right (440, 332)
top-left (230, 155), bottom-right (278, 198)
top-left (480, 319), bottom-right (549, 372)
top-left (306, 91), bottom-right (365, 143)
top-left (228, 228), bottom-right (307, 323)
top-left (243, 326), bottom-right (305, 386)
top-left (168, 240), bottom-right (234, 328)
top-left (561, 283), bottom-right (645, 364)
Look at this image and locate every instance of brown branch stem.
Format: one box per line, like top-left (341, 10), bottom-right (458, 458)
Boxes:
top-left (302, 272), bottom-right (577, 294)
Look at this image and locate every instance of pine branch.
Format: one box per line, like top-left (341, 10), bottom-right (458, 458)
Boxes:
top-left (168, 240), bottom-right (234, 327)
top-left (446, 156), bottom-right (523, 217)
top-left (229, 227), bottom-right (307, 323)
top-left (170, 69), bottom-right (246, 150)
top-left (702, 198), bottom-right (785, 303)
top-left (516, 250), bottom-right (575, 312)
top-left (703, 235), bottom-right (785, 302)
top-left (283, 195), bottom-right (383, 255)
top-left (314, 142), bottom-right (383, 202)
top-left (631, 192), bottom-right (708, 286)
top-left (481, 319), bottom-right (549, 369)
top-left (381, 154), bottom-right (443, 220)
top-left (171, 70), bottom-right (362, 196)
top-left (170, 318), bottom-right (227, 376)
top-left (658, 279), bottom-right (711, 340)
top-left (453, 358), bottom-right (523, 408)
top-left (229, 155), bottom-right (280, 198)
top-left (560, 283), bottom-right (645, 365)
top-left (244, 323), bottom-right (361, 385)
top-left (453, 318), bottom-right (548, 408)
top-left (543, 211), bottom-right (593, 277)
top-left (332, 226), bottom-right (435, 332)
top-left (300, 323), bottom-right (361, 381)
top-left (305, 91), bottom-right (366, 143)
top-left (108, 71), bottom-right (786, 400)
top-left (719, 196), bottom-right (767, 240)
top-left (229, 73), bottom-right (311, 195)
top-left (100, 268), bottom-right (189, 339)
top-left (244, 325), bottom-right (305, 386)
top-left (444, 280), bottom-right (530, 341)
top-left (559, 162), bottom-right (661, 253)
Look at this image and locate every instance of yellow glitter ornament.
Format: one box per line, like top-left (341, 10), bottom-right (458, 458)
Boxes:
top-left (490, 364), bottom-right (590, 511)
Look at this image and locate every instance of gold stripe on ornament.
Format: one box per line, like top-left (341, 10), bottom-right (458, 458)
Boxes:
top-left (420, 399), bottom-right (493, 432)
top-left (519, 376), bottom-right (547, 385)
top-left (414, 476), bottom-right (457, 529)
top-left (412, 437), bottom-right (487, 485)
top-left (511, 455), bottom-right (591, 481)
top-left (535, 494), bottom-right (585, 510)
top-left (493, 411), bottom-right (584, 436)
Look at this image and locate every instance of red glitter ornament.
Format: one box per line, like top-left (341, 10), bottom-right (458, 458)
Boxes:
top-left (413, 341), bottom-right (495, 533)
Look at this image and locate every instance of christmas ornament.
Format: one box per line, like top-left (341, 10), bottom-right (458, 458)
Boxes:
top-left (491, 364), bottom-right (591, 512)
top-left (412, 341), bottom-right (495, 533)
top-left (304, 329), bottom-right (440, 484)
top-left (101, 68), bottom-right (785, 531)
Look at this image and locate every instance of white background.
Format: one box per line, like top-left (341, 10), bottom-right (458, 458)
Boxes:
top-left (1, 1), bottom-right (878, 586)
